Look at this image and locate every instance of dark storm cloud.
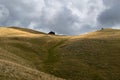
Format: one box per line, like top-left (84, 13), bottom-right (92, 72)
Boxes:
top-left (98, 0), bottom-right (120, 29)
top-left (1, 0), bottom-right (116, 35)
top-left (39, 6), bottom-right (80, 35)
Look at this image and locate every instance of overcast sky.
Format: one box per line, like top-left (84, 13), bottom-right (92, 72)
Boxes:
top-left (0, 0), bottom-right (120, 35)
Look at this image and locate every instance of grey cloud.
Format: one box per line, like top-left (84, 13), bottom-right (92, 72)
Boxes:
top-left (39, 6), bottom-right (80, 35)
top-left (0, 0), bottom-right (43, 26)
top-left (0, 4), bottom-right (9, 24)
top-left (0, 0), bottom-right (111, 35)
top-left (98, 0), bottom-right (120, 28)
top-left (103, 0), bottom-right (120, 6)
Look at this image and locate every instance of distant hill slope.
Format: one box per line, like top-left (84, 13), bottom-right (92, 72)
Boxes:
top-left (0, 27), bottom-right (120, 80)
top-left (9, 27), bottom-right (46, 34)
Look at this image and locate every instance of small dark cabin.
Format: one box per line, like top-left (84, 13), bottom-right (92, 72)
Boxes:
top-left (48, 31), bottom-right (55, 35)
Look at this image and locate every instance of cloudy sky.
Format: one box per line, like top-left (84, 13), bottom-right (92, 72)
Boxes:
top-left (0, 0), bottom-right (119, 35)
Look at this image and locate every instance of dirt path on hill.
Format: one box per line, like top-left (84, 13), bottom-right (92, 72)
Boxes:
top-left (44, 39), bottom-right (68, 73)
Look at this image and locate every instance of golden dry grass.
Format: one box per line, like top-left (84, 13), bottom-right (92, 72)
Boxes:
top-left (0, 27), bottom-right (120, 80)
top-left (0, 59), bottom-right (64, 80)
top-left (72, 28), bottom-right (120, 39)
top-left (0, 27), bottom-right (45, 37)
top-left (0, 27), bottom-right (66, 80)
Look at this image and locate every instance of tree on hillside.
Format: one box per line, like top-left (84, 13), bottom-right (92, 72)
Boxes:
top-left (48, 31), bottom-right (55, 35)
top-left (101, 28), bottom-right (104, 30)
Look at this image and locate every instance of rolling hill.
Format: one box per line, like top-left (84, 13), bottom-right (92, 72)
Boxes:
top-left (0, 27), bottom-right (120, 80)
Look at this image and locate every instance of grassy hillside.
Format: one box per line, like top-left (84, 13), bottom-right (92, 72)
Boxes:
top-left (0, 27), bottom-right (120, 80)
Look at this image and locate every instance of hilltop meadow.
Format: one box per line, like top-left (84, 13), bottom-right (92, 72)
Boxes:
top-left (0, 27), bottom-right (120, 80)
